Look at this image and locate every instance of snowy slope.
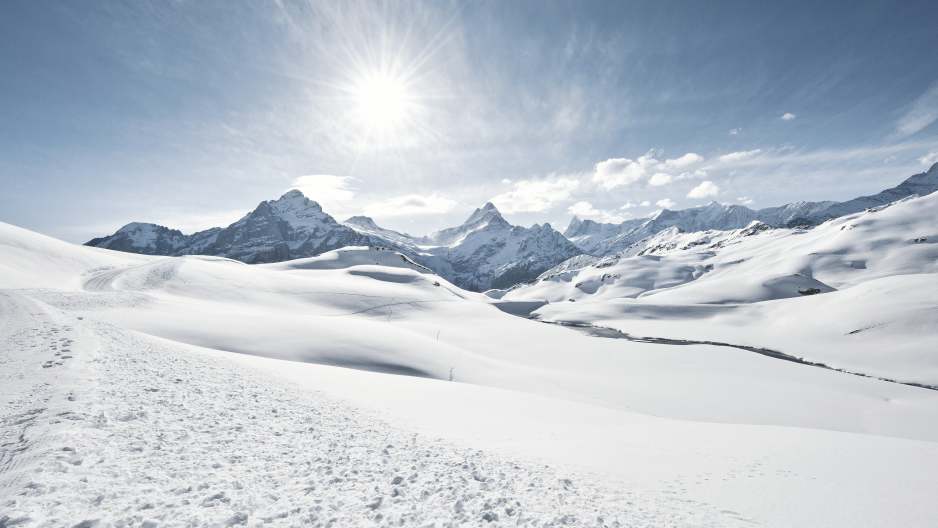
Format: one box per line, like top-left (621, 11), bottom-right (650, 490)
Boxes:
top-left (508, 191), bottom-right (938, 386)
top-left (4, 221), bottom-right (938, 525)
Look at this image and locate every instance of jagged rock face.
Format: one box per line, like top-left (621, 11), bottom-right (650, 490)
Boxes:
top-left (205, 191), bottom-right (379, 263)
top-left (423, 204), bottom-right (581, 291)
top-left (86, 222), bottom-right (223, 256)
top-left (86, 191), bottom-right (386, 264)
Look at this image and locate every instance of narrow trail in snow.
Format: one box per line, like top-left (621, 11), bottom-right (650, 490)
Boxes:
top-left (540, 319), bottom-right (938, 392)
top-left (1, 290), bottom-right (746, 528)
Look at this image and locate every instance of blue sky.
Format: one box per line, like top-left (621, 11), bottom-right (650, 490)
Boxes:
top-left (2, 0), bottom-right (938, 241)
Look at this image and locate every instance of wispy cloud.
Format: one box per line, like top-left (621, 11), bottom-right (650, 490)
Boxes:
top-left (919, 152), bottom-right (938, 167)
top-left (567, 201), bottom-right (624, 223)
top-left (592, 151), bottom-right (704, 190)
top-left (491, 176), bottom-right (580, 213)
top-left (896, 82), bottom-right (938, 137)
top-left (717, 149), bottom-right (763, 163)
top-left (780, 112), bottom-right (796, 121)
top-left (687, 180), bottom-right (720, 199)
top-left (656, 198), bottom-right (676, 209)
top-left (291, 174), bottom-right (357, 211)
top-left (364, 194), bottom-right (456, 217)
top-left (648, 173), bottom-right (673, 186)
top-left (728, 128), bottom-right (742, 135)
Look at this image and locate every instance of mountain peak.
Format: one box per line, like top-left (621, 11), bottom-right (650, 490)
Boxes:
top-left (278, 189), bottom-right (307, 200)
top-left (345, 215), bottom-right (379, 229)
top-left (269, 189), bottom-right (323, 213)
top-left (464, 202), bottom-right (506, 226)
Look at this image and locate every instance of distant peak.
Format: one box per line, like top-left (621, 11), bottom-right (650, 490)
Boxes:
top-left (464, 202), bottom-right (506, 226)
top-left (268, 189), bottom-right (322, 212)
top-left (118, 222), bottom-right (161, 232)
top-left (345, 215), bottom-right (379, 229)
top-left (279, 189), bottom-right (308, 200)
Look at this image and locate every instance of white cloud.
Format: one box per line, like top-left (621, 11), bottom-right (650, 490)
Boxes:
top-left (737, 196), bottom-right (754, 205)
top-left (648, 172), bottom-right (673, 186)
top-left (729, 128), bottom-right (742, 135)
top-left (919, 151), bottom-right (938, 167)
top-left (718, 149), bottom-right (763, 163)
top-left (501, 178), bottom-right (512, 184)
top-left (592, 151), bottom-right (703, 190)
top-left (656, 198), bottom-right (676, 209)
top-left (640, 200), bottom-right (651, 207)
top-left (567, 201), bottom-right (624, 223)
top-left (291, 174), bottom-right (357, 211)
top-left (592, 156), bottom-right (649, 189)
top-left (896, 82), bottom-right (938, 137)
top-left (675, 169), bottom-right (707, 181)
top-left (687, 180), bottom-right (721, 199)
top-left (620, 201), bottom-right (637, 209)
top-left (491, 176), bottom-right (580, 213)
top-left (781, 112), bottom-right (796, 121)
top-left (363, 194), bottom-right (456, 217)
top-left (663, 152), bottom-right (704, 169)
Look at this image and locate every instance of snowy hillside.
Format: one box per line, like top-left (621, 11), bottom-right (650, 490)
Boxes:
top-left (507, 191), bottom-right (938, 387)
top-left (4, 217), bottom-right (938, 526)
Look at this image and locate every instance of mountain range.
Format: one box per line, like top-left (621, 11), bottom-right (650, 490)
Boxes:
top-left (564, 162), bottom-right (938, 256)
top-left (86, 192), bottom-right (580, 291)
top-left (86, 163), bottom-right (938, 290)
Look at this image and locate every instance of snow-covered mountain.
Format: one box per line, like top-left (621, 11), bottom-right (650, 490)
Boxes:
top-left (342, 215), bottom-right (427, 248)
top-left (87, 194), bottom-right (579, 292)
top-left (419, 202), bottom-right (582, 291)
top-left (87, 191), bottom-right (393, 263)
top-left (566, 163), bottom-right (938, 256)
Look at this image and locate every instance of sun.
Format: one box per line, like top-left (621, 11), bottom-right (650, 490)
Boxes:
top-left (351, 71), bottom-right (413, 133)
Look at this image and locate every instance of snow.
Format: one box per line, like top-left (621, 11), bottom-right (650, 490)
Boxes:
top-left (510, 191), bottom-right (938, 386)
top-left (85, 194), bottom-right (579, 292)
top-left (563, 163), bottom-right (938, 256)
top-left (3, 214), bottom-right (938, 527)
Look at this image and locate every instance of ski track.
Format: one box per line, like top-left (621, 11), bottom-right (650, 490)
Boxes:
top-left (0, 291), bottom-right (747, 528)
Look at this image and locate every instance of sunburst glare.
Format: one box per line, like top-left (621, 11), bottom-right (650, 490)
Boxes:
top-left (351, 70), bottom-right (413, 133)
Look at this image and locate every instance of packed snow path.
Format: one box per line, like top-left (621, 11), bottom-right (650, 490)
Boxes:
top-left (0, 292), bottom-right (743, 527)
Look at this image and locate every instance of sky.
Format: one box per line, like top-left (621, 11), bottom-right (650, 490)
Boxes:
top-left (2, 0), bottom-right (938, 242)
